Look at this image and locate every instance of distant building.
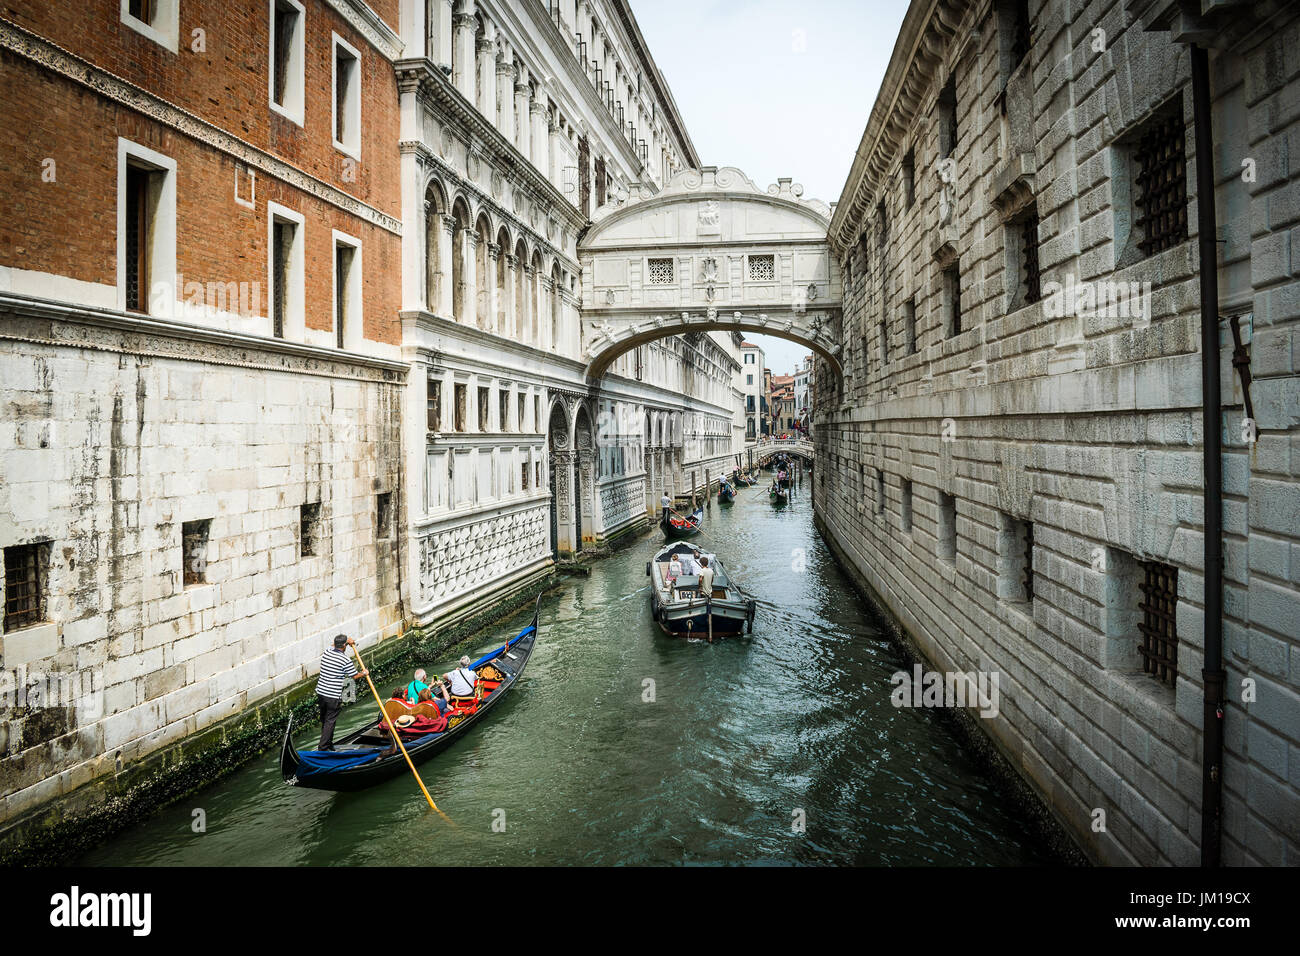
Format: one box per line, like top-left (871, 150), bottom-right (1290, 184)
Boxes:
top-left (739, 342), bottom-right (765, 440)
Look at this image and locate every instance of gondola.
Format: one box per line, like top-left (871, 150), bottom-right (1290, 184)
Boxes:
top-left (280, 597), bottom-right (540, 792)
top-left (661, 506), bottom-right (703, 540)
top-left (770, 484), bottom-right (788, 506)
top-left (718, 481), bottom-right (735, 504)
top-left (646, 541), bottom-right (755, 638)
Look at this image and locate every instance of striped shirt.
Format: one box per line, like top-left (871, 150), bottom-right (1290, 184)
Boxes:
top-left (316, 648), bottom-right (358, 700)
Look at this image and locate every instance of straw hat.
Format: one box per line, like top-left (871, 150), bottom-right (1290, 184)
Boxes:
top-left (394, 714), bottom-right (416, 729)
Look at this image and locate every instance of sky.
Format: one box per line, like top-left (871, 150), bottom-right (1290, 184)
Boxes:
top-left (630, 0), bottom-right (910, 376)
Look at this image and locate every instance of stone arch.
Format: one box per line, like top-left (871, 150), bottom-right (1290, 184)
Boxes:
top-left (546, 397), bottom-right (575, 558)
top-left (572, 403), bottom-right (597, 550)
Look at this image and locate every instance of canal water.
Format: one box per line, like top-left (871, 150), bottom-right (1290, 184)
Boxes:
top-left (82, 479), bottom-right (1060, 866)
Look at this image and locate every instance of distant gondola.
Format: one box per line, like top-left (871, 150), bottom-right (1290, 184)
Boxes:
top-left (661, 506), bottom-right (703, 540)
top-left (646, 541), bottom-right (755, 638)
top-left (770, 484), bottom-right (788, 506)
top-left (280, 598), bottom-right (540, 792)
top-left (718, 481), bottom-right (735, 504)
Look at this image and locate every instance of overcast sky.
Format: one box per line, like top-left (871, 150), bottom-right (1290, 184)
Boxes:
top-left (630, 0), bottom-right (910, 376)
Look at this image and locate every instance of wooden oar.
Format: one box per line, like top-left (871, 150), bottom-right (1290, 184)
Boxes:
top-left (350, 643), bottom-right (450, 823)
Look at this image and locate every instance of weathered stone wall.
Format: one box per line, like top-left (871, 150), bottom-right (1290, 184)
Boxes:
top-left (0, 309), bottom-right (406, 828)
top-left (817, 0), bottom-right (1300, 865)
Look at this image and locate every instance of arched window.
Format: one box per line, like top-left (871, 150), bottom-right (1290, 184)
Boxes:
top-left (450, 199), bottom-right (471, 323)
top-left (514, 238), bottom-right (528, 343)
top-left (495, 226), bottom-right (510, 335)
top-left (424, 180), bottom-right (447, 313)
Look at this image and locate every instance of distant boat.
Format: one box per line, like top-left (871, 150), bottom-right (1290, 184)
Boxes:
top-left (280, 598), bottom-right (540, 792)
top-left (661, 506), bottom-right (703, 540)
top-left (646, 541), bottom-right (755, 639)
top-left (718, 481), bottom-right (735, 504)
top-left (770, 484), bottom-right (788, 506)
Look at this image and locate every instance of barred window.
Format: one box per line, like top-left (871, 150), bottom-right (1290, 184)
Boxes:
top-left (300, 503), bottom-right (321, 558)
top-left (1133, 111), bottom-right (1188, 257)
top-left (4, 542), bottom-right (49, 632)
top-left (1138, 560), bottom-right (1179, 686)
top-left (182, 519), bottom-right (210, 586)
top-left (647, 257), bottom-right (674, 284)
top-left (748, 254), bottom-right (775, 281)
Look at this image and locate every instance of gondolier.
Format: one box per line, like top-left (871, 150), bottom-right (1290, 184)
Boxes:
top-left (316, 635), bottom-right (367, 751)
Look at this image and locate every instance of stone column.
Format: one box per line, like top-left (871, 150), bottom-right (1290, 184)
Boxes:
top-left (476, 35), bottom-right (495, 118)
top-left (514, 74), bottom-right (532, 161)
top-left (541, 274), bottom-right (554, 350)
top-left (531, 100), bottom-right (549, 177)
top-left (551, 448), bottom-right (576, 556)
top-left (486, 242), bottom-right (501, 335)
top-left (495, 57), bottom-right (515, 142)
top-left (436, 0), bottom-right (454, 70)
top-left (439, 214), bottom-right (455, 319)
top-left (453, 13), bottom-right (477, 100)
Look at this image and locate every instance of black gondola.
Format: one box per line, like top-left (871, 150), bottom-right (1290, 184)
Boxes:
top-left (661, 506), bottom-right (703, 540)
top-left (769, 483), bottom-right (788, 506)
top-left (280, 597), bottom-right (540, 792)
top-left (718, 481), bottom-right (735, 504)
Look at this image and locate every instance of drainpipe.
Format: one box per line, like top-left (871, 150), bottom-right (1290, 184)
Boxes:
top-left (1191, 42), bottom-right (1225, 868)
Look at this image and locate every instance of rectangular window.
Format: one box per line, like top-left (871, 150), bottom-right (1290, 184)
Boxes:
top-left (901, 480), bottom-right (913, 532)
top-left (119, 140), bottom-right (176, 316)
top-left (268, 203), bottom-right (304, 340)
top-left (499, 390), bottom-right (510, 432)
top-left (518, 394), bottom-right (526, 431)
top-left (747, 374), bottom-right (754, 385)
top-left (1132, 111), bottom-right (1188, 258)
top-left (376, 492), bottom-right (392, 540)
top-left (455, 383), bottom-right (468, 432)
top-left (534, 395), bottom-right (540, 431)
top-left (998, 513), bottom-right (1034, 603)
top-left (1139, 560), bottom-right (1179, 686)
top-left (182, 519), bottom-right (211, 586)
top-left (332, 232), bottom-right (360, 350)
top-left (904, 297), bottom-right (917, 354)
top-left (880, 318), bottom-right (890, 365)
top-left (647, 257), bottom-right (674, 285)
top-left (270, 0), bottom-right (306, 125)
top-left (1020, 208), bottom-right (1041, 305)
top-left (939, 77), bottom-right (958, 160)
top-left (427, 379), bottom-right (442, 431)
top-left (875, 469), bottom-right (886, 516)
top-left (944, 263), bottom-right (962, 337)
top-left (300, 502), bottom-right (321, 557)
top-left (3, 542), bottom-right (49, 632)
top-left (902, 149), bottom-right (915, 208)
top-left (122, 0), bottom-right (179, 51)
top-left (478, 386), bottom-right (490, 432)
top-left (332, 34), bottom-right (362, 158)
top-left (938, 491), bottom-right (957, 563)
top-left (521, 460), bottom-right (530, 491)
top-left (748, 254), bottom-right (775, 281)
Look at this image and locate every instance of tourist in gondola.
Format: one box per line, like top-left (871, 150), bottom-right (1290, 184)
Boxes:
top-left (443, 655), bottom-right (478, 698)
top-left (316, 634), bottom-right (367, 751)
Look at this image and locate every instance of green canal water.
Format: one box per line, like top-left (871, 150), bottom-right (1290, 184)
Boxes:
top-left (81, 482), bottom-right (1061, 866)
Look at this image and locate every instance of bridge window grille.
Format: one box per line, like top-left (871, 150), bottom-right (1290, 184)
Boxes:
top-left (1133, 111), bottom-right (1188, 257)
top-left (182, 519), bottom-right (210, 586)
top-left (647, 257), bottom-right (674, 284)
top-left (299, 504), bottom-right (320, 558)
top-left (1138, 560), bottom-right (1179, 686)
top-left (748, 254), bottom-right (774, 281)
top-left (1021, 208), bottom-right (1041, 304)
top-left (4, 542), bottom-right (48, 632)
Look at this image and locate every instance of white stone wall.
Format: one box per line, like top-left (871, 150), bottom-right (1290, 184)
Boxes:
top-left (817, 0), bottom-right (1300, 865)
top-left (0, 310), bottom-right (405, 824)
